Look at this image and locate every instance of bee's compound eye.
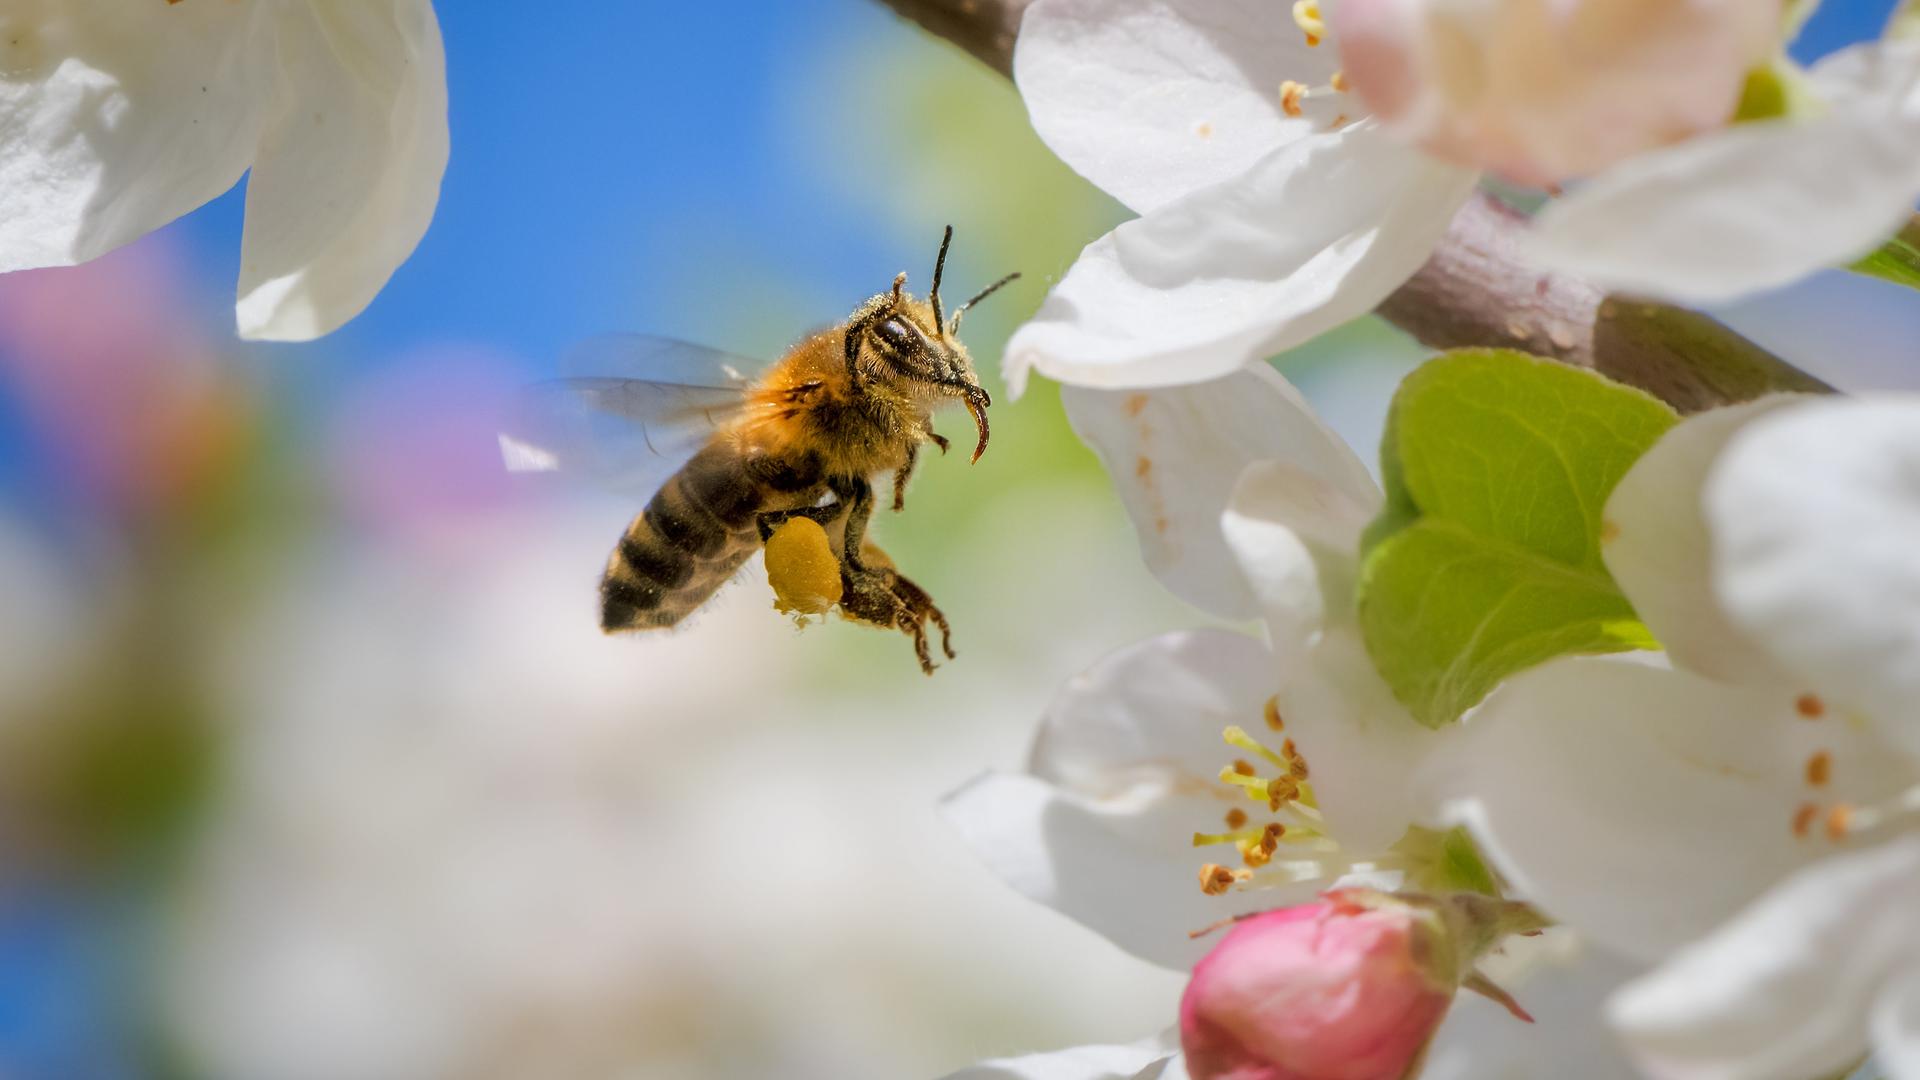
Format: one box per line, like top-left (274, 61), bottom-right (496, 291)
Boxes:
top-left (873, 316), bottom-right (918, 354)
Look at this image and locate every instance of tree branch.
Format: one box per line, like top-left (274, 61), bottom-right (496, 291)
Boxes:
top-left (872, 0), bottom-right (1829, 412)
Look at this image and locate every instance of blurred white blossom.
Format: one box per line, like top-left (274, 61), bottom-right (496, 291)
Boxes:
top-left (0, 0), bottom-right (447, 340)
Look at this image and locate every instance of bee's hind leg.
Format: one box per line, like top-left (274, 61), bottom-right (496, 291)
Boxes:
top-left (884, 571), bottom-right (955, 662)
top-left (840, 554), bottom-right (955, 675)
top-left (755, 502), bottom-right (846, 544)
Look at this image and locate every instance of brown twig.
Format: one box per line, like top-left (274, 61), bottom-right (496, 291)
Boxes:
top-left (871, 0), bottom-right (1829, 412)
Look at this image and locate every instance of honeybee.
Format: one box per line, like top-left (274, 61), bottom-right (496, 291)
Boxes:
top-left (500, 227), bottom-right (1018, 674)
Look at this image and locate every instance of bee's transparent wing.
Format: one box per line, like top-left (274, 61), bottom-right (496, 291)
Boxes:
top-left (499, 335), bottom-right (759, 498)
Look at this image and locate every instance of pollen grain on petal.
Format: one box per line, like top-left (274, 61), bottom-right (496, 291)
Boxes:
top-left (1795, 693), bottom-right (1826, 719)
top-left (1805, 750), bottom-right (1832, 788)
top-left (1791, 802), bottom-right (1819, 838)
top-left (1264, 697), bottom-right (1286, 732)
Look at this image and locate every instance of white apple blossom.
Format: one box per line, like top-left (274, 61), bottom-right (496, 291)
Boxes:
top-left (1526, 37), bottom-right (1920, 304)
top-left (1334, 0), bottom-right (1778, 187)
top-left (942, 365), bottom-right (1640, 1078)
top-left (1007, 0), bottom-right (1920, 393)
top-left (0, 0), bottom-right (448, 341)
top-left (1002, 0), bottom-right (1479, 395)
top-left (1427, 395), bottom-right (1920, 1079)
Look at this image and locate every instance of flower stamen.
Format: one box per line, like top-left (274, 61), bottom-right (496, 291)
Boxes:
top-left (1291, 1), bottom-right (1325, 46)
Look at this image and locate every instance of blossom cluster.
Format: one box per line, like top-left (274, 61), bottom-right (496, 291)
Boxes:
top-left (938, 2), bottom-right (1920, 1079)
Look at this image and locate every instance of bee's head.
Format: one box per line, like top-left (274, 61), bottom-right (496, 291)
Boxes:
top-left (850, 227), bottom-right (1019, 464)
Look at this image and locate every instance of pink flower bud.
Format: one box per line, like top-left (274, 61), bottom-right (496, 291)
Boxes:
top-left (1179, 890), bottom-right (1533, 1080)
top-left (1333, 0), bottom-right (1779, 187)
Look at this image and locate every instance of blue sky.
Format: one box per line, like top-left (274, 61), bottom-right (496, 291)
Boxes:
top-left (163, 0), bottom-right (1903, 374)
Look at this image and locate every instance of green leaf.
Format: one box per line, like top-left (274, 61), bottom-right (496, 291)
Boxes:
top-left (1359, 350), bottom-right (1675, 727)
top-left (1394, 826), bottom-right (1502, 897)
top-left (1850, 214), bottom-right (1920, 292)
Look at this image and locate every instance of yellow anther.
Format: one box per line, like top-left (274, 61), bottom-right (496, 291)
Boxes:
top-left (1826, 804), bottom-right (1854, 840)
top-left (1225, 807), bottom-right (1249, 829)
top-left (1292, 0), bottom-right (1325, 45)
top-left (1199, 863), bottom-right (1246, 896)
top-left (1330, 69), bottom-right (1349, 92)
top-left (1266, 775), bottom-right (1298, 810)
top-left (1280, 80), bottom-right (1308, 118)
top-left (1806, 750), bottom-right (1832, 788)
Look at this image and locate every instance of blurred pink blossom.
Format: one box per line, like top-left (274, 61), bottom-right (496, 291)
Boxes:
top-left (323, 347), bottom-right (526, 540)
top-left (0, 237), bottom-right (244, 520)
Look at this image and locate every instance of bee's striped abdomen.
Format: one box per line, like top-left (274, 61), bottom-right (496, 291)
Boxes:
top-left (599, 443), bottom-right (823, 631)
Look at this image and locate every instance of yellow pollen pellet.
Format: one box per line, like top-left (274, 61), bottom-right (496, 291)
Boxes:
top-left (1330, 70), bottom-right (1349, 92)
top-left (1806, 751), bottom-right (1832, 788)
top-left (1280, 80), bottom-right (1308, 118)
top-left (1264, 697), bottom-right (1285, 732)
top-left (1826, 804), bottom-right (1854, 840)
top-left (1200, 863), bottom-right (1238, 895)
top-left (1792, 802), bottom-right (1819, 838)
top-left (1225, 807), bottom-right (1249, 829)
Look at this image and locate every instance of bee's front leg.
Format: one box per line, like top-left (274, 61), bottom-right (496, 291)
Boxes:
top-left (891, 443), bottom-right (918, 513)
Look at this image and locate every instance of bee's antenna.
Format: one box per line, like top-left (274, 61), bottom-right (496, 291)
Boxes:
top-left (948, 271), bottom-right (1021, 335)
top-left (929, 225), bottom-right (953, 333)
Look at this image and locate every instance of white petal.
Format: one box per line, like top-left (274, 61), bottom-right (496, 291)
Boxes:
top-left (1876, 971), bottom-right (1920, 1080)
top-left (944, 631), bottom-right (1290, 970)
top-left (939, 1038), bottom-right (1179, 1080)
top-left (1004, 124), bottom-right (1477, 395)
top-left (942, 771), bottom-right (1282, 972)
top-left (0, 1), bottom-right (273, 271)
top-left (1062, 366), bottom-right (1375, 620)
top-left (1275, 627), bottom-right (1439, 851)
top-left (235, 0), bottom-right (448, 341)
top-left (1526, 40), bottom-right (1920, 304)
top-left (1223, 459), bottom-right (1380, 649)
top-left (1425, 938), bottom-right (1644, 1080)
top-left (1611, 837), bottom-right (1920, 1080)
top-left (1706, 396), bottom-right (1920, 760)
top-left (1428, 654), bottom-right (1908, 962)
top-left (1029, 629), bottom-right (1278, 787)
top-left (1602, 396), bottom-right (1807, 684)
top-left (1013, 0), bottom-right (1338, 214)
